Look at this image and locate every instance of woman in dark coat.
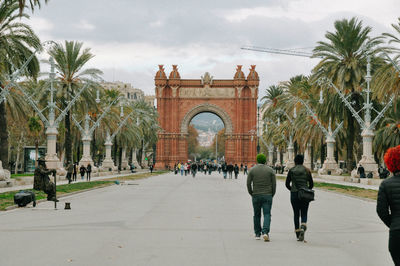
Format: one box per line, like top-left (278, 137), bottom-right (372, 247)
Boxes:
top-left (377, 145), bottom-right (400, 265)
top-left (285, 154), bottom-right (313, 242)
top-left (79, 165), bottom-right (86, 180)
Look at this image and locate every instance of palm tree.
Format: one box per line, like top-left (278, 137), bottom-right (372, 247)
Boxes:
top-left (374, 18), bottom-right (400, 102)
top-left (0, 0), bottom-right (41, 170)
top-left (5, 0), bottom-right (49, 14)
top-left (373, 99), bottom-right (400, 160)
top-left (261, 85), bottom-right (283, 109)
top-left (312, 17), bottom-right (385, 172)
top-left (48, 41), bottom-right (103, 164)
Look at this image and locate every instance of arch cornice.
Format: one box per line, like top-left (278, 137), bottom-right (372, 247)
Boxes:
top-left (180, 103), bottom-right (233, 135)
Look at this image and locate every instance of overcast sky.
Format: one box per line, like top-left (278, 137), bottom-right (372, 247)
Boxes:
top-left (25, 0), bottom-right (400, 98)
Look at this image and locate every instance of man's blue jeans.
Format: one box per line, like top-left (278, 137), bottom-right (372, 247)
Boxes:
top-left (252, 194), bottom-right (273, 236)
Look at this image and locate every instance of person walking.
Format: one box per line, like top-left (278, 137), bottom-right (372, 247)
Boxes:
top-left (234, 164), bottom-right (239, 179)
top-left (285, 154), bottom-right (314, 242)
top-left (222, 162), bottom-right (227, 179)
top-left (149, 164), bottom-right (154, 173)
top-left (66, 161), bottom-right (73, 184)
top-left (180, 163), bottom-right (184, 176)
top-left (377, 145), bottom-right (400, 265)
top-left (247, 154), bottom-right (276, 242)
top-left (72, 162), bottom-right (77, 182)
top-left (244, 164), bottom-right (248, 175)
top-left (79, 165), bottom-right (86, 181)
top-left (227, 163), bottom-right (234, 179)
top-left (184, 163), bottom-right (188, 176)
top-left (191, 163), bottom-right (197, 178)
top-left (86, 163), bottom-right (92, 181)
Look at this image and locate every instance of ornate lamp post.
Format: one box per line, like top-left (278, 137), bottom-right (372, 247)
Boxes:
top-left (10, 57), bottom-right (89, 172)
top-left (72, 96), bottom-right (123, 170)
top-left (318, 54), bottom-right (394, 177)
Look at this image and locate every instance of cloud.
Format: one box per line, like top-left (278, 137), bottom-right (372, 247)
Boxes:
top-left (24, 0), bottom-right (400, 99)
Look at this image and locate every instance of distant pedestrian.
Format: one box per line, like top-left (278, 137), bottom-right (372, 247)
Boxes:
top-left (184, 163), bottom-right (188, 176)
top-left (149, 164), bottom-right (154, 173)
top-left (222, 163), bottom-right (227, 179)
top-left (73, 162), bottom-right (77, 181)
top-left (227, 163), bottom-right (233, 179)
top-left (377, 145), bottom-right (400, 265)
top-left (244, 164), bottom-right (248, 175)
top-left (234, 164), bottom-right (239, 179)
top-left (79, 165), bottom-right (86, 180)
top-left (247, 153), bottom-right (276, 242)
top-left (66, 161), bottom-right (73, 184)
top-left (285, 154), bottom-right (314, 242)
top-left (180, 163), bottom-right (184, 176)
top-left (191, 163), bottom-right (197, 178)
top-left (86, 163), bottom-right (92, 181)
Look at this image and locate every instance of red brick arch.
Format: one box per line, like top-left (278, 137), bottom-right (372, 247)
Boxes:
top-left (154, 65), bottom-right (259, 168)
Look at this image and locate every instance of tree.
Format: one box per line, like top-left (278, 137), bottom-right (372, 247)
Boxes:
top-left (48, 41), bottom-right (103, 164)
top-left (28, 116), bottom-right (43, 167)
top-left (312, 17), bottom-right (385, 172)
top-left (373, 18), bottom-right (400, 102)
top-left (210, 128), bottom-right (226, 158)
top-left (261, 85), bottom-right (283, 109)
top-left (0, 0), bottom-right (41, 169)
top-left (188, 125), bottom-right (199, 156)
top-left (4, 0), bottom-right (49, 14)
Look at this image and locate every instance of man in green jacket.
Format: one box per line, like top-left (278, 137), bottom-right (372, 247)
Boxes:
top-left (247, 153), bottom-right (276, 242)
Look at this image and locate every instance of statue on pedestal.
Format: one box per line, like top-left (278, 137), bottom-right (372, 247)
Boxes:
top-left (33, 158), bottom-right (58, 201)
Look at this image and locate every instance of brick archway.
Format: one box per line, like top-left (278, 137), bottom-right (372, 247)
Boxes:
top-left (180, 103), bottom-right (233, 135)
top-left (154, 65), bottom-right (259, 169)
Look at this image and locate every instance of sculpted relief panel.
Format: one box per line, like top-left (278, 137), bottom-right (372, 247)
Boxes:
top-left (179, 87), bottom-right (235, 98)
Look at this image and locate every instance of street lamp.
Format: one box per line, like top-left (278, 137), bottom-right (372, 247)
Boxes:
top-left (257, 106), bottom-right (260, 153)
top-left (212, 120), bottom-right (218, 162)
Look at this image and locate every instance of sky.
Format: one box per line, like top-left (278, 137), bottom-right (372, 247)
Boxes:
top-left (24, 0), bottom-right (400, 99)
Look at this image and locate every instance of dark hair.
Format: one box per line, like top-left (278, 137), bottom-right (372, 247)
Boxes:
top-left (294, 154), bottom-right (304, 165)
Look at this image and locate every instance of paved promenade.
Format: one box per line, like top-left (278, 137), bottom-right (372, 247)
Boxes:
top-left (0, 171), bottom-right (392, 266)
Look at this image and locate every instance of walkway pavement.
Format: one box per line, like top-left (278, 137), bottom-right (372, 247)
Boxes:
top-left (0, 169), bottom-right (148, 194)
top-left (0, 171), bottom-right (392, 266)
top-left (277, 174), bottom-right (381, 190)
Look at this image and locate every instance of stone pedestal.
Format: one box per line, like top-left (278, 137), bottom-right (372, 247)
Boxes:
top-left (79, 138), bottom-right (97, 173)
top-left (121, 148), bottom-right (129, 170)
top-left (132, 149), bottom-right (140, 168)
top-left (45, 126), bottom-right (66, 176)
top-left (285, 144), bottom-right (295, 171)
top-left (304, 143), bottom-right (312, 169)
top-left (275, 148), bottom-right (281, 167)
top-left (0, 160), bottom-right (14, 188)
top-left (268, 146), bottom-right (274, 166)
top-left (358, 129), bottom-right (378, 178)
top-left (101, 140), bottom-right (116, 171)
top-left (318, 138), bottom-right (342, 175)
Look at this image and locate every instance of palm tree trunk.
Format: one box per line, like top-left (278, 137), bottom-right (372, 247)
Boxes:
top-left (346, 110), bottom-right (355, 172)
top-left (35, 140), bottom-right (39, 167)
top-left (65, 109), bottom-right (72, 164)
top-left (0, 100), bottom-right (9, 170)
top-left (118, 146), bottom-right (122, 171)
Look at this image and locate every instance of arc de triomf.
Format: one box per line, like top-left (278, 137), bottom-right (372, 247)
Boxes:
top-left (154, 65), bottom-right (259, 169)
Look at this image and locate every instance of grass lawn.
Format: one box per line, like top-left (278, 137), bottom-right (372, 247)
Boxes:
top-left (277, 176), bottom-right (378, 200)
top-left (11, 173), bottom-right (34, 178)
top-left (0, 171), bottom-right (168, 211)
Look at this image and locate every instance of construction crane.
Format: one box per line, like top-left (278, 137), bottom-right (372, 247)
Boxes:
top-left (241, 46), bottom-right (322, 58)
